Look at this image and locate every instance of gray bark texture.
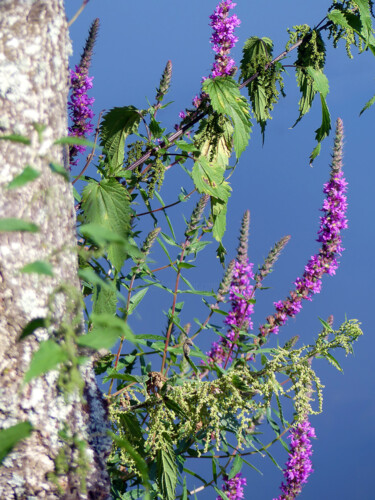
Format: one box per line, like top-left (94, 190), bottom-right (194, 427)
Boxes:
top-left (0, 1), bottom-right (111, 498)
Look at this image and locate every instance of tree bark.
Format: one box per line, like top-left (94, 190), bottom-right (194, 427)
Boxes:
top-left (0, 1), bottom-right (110, 498)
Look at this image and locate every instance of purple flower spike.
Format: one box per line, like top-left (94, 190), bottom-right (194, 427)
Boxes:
top-left (207, 258), bottom-right (254, 366)
top-left (209, 1), bottom-right (241, 78)
top-left (274, 419), bottom-right (316, 500)
top-left (68, 65), bottom-right (95, 167)
top-left (217, 473), bottom-right (247, 500)
top-left (259, 119), bottom-right (348, 339)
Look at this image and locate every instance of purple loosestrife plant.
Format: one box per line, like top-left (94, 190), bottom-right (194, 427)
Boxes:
top-left (209, 0), bottom-right (241, 78)
top-left (274, 419), bottom-right (316, 500)
top-left (260, 118), bottom-right (348, 339)
top-left (207, 212), bottom-right (255, 366)
top-left (178, 1), bottom-right (241, 120)
top-left (217, 473), bottom-right (247, 500)
top-left (68, 66), bottom-right (95, 167)
top-left (68, 18), bottom-right (99, 168)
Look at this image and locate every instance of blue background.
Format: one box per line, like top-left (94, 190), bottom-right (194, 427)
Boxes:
top-left (67, 1), bottom-right (375, 498)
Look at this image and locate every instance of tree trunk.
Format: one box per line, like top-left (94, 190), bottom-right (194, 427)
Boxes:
top-left (0, 1), bottom-right (110, 498)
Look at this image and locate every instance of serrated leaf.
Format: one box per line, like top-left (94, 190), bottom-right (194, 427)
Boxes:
top-left (240, 36), bottom-right (284, 138)
top-left (24, 340), bottom-right (69, 383)
top-left (0, 218), bottom-right (39, 233)
top-left (310, 93), bottom-right (331, 163)
top-left (192, 156), bottom-right (231, 202)
top-left (202, 77), bottom-right (252, 158)
top-left (211, 197), bottom-right (228, 243)
top-left (0, 422), bottom-right (33, 464)
top-left (7, 166), bottom-right (40, 189)
top-left (81, 179), bottom-right (132, 271)
top-left (76, 313), bottom-right (135, 350)
top-left (305, 67), bottom-right (329, 98)
top-left (100, 106), bottom-right (141, 174)
top-left (175, 140), bottom-right (200, 153)
top-left (157, 436), bottom-right (178, 500)
top-left (20, 260), bottom-right (53, 276)
top-left (194, 113), bottom-right (233, 168)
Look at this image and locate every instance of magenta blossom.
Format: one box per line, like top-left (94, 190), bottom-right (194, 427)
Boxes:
top-left (68, 65), bottom-right (95, 167)
top-left (260, 119), bottom-right (347, 338)
top-left (217, 473), bottom-right (247, 500)
top-left (209, 1), bottom-right (241, 78)
top-left (207, 259), bottom-right (254, 366)
top-left (274, 419), bottom-right (316, 500)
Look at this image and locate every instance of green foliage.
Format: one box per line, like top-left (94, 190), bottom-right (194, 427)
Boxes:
top-left (0, 422), bottom-right (33, 464)
top-left (20, 260), bottom-right (54, 276)
top-left (100, 106), bottom-right (142, 175)
top-left (0, 218), bottom-right (39, 233)
top-left (7, 165), bottom-right (40, 189)
top-left (240, 36), bottom-right (285, 138)
top-left (202, 76), bottom-right (252, 158)
top-left (81, 178), bottom-right (134, 271)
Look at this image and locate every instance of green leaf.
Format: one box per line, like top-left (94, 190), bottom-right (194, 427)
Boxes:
top-left (81, 179), bottom-right (132, 271)
top-left (310, 93), bottom-right (331, 164)
top-left (157, 435), bottom-right (178, 500)
top-left (0, 218), bottom-right (39, 233)
top-left (192, 156), bottom-right (231, 202)
top-left (211, 197), bottom-right (227, 243)
top-left (110, 432), bottom-right (151, 500)
top-left (7, 166), bottom-right (40, 189)
top-left (128, 288), bottom-right (149, 315)
top-left (49, 162), bottom-right (70, 181)
top-left (54, 136), bottom-right (98, 148)
top-left (0, 134), bottom-right (30, 144)
top-left (360, 92), bottom-right (375, 115)
top-left (325, 352), bottom-right (343, 372)
top-left (240, 36), bottom-right (283, 138)
top-left (18, 317), bottom-right (46, 341)
top-left (318, 317), bottom-right (334, 333)
top-left (193, 113), bottom-right (234, 168)
top-left (78, 268), bottom-right (116, 293)
top-left (228, 454), bottom-right (243, 479)
top-left (80, 223), bottom-right (128, 245)
top-left (100, 106), bottom-right (141, 174)
top-left (0, 422), bottom-right (33, 464)
top-left (305, 67), bottom-right (329, 98)
top-left (24, 340), bottom-right (69, 384)
top-left (20, 260), bottom-right (53, 277)
top-left (213, 486), bottom-right (230, 500)
top-left (353, 0), bottom-right (375, 46)
top-left (92, 283), bottom-right (117, 316)
top-left (175, 140), bottom-right (200, 153)
top-left (202, 77), bottom-right (252, 158)
top-left (76, 313), bottom-right (135, 350)
top-left (181, 477), bottom-right (188, 500)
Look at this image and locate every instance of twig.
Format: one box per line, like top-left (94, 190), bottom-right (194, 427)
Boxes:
top-left (68, 0), bottom-right (90, 28)
top-left (136, 188), bottom-right (196, 217)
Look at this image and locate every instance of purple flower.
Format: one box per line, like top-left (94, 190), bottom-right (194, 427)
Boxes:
top-left (68, 65), bottom-right (95, 167)
top-left (260, 119), bottom-right (347, 339)
top-left (209, 1), bottom-right (241, 78)
top-left (217, 473), bottom-right (247, 500)
top-left (274, 419), bottom-right (316, 500)
top-left (207, 259), bottom-right (254, 366)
